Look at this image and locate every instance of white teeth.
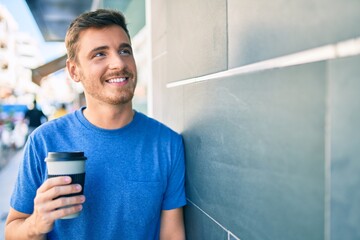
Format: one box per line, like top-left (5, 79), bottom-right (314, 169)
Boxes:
top-left (108, 78), bottom-right (127, 83)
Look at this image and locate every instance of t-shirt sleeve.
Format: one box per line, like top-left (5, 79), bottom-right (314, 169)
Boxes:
top-left (162, 135), bottom-right (187, 210)
top-left (10, 137), bottom-right (45, 214)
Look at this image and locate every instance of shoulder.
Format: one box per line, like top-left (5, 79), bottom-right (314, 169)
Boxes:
top-left (134, 112), bottom-right (184, 158)
top-left (135, 111), bottom-right (182, 139)
top-left (31, 110), bottom-right (78, 135)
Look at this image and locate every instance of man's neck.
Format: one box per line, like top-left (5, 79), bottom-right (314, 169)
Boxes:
top-left (83, 103), bottom-right (134, 130)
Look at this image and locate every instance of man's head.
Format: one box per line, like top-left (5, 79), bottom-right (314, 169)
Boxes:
top-left (65, 9), bottom-right (130, 62)
top-left (65, 9), bottom-right (137, 107)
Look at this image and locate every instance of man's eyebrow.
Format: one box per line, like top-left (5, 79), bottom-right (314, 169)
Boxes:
top-left (119, 43), bottom-right (132, 50)
top-left (88, 45), bottom-right (109, 57)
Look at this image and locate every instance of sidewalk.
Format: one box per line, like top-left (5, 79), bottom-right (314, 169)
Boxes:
top-left (0, 148), bottom-right (23, 239)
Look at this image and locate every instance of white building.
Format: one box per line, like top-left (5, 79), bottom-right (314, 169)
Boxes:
top-left (0, 4), bottom-right (43, 104)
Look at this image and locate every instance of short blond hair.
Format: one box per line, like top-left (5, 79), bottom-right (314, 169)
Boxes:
top-left (65, 9), bottom-right (130, 61)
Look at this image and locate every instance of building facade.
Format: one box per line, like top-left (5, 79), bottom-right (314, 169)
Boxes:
top-left (0, 4), bottom-right (42, 104)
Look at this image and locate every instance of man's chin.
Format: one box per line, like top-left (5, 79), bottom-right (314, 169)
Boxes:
top-left (110, 93), bottom-right (134, 105)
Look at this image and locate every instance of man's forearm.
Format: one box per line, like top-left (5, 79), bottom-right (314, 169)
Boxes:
top-left (5, 216), bottom-right (46, 240)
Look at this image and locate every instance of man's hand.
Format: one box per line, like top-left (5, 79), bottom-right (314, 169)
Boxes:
top-left (5, 176), bottom-right (85, 239)
top-left (31, 176), bottom-right (85, 233)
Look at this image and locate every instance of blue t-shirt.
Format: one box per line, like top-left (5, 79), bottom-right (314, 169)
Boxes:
top-left (10, 107), bottom-right (186, 239)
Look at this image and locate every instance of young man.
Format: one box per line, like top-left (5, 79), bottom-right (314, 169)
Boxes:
top-left (5, 9), bottom-right (186, 239)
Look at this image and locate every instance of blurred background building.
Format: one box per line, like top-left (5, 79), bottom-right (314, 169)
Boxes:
top-left (0, 5), bottom-right (42, 104)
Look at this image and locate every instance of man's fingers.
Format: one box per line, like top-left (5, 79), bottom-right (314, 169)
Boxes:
top-left (52, 195), bottom-right (86, 210)
top-left (34, 202), bottom-right (84, 228)
top-left (30, 177), bottom-right (85, 235)
top-left (35, 195), bottom-right (85, 223)
top-left (35, 178), bottom-right (81, 205)
top-left (37, 176), bottom-right (72, 194)
top-left (49, 184), bottom-right (82, 199)
top-left (50, 204), bottom-right (84, 220)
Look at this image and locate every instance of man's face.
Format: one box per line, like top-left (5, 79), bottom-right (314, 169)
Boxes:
top-left (68, 25), bottom-right (137, 106)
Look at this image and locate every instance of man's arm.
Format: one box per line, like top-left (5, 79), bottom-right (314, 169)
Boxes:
top-left (160, 208), bottom-right (185, 240)
top-left (5, 176), bottom-right (85, 240)
top-left (5, 208), bottom-right (45, 240)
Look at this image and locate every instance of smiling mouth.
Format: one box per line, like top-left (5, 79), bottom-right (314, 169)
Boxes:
top-left (106, 77), bottom-right (128, 83)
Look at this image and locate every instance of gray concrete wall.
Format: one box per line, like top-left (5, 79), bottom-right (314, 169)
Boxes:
top-left (149, 0), bottom-right (360, 239)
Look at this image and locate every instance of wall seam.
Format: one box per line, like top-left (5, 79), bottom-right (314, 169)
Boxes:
top-left (324, 59), bottom-right (332, 240)
top-left (166, 37), bottom-right (360, 88)
top-left (187, 198), bottom-right (241, 240)
top-left (225, 0), bottom-right (229, 71)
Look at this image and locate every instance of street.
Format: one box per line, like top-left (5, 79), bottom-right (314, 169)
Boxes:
top-left (0, 148), bottom-right (23, 239)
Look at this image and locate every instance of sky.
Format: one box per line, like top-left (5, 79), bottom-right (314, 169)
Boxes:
top-left (1, 0), bottom-right (66, 62)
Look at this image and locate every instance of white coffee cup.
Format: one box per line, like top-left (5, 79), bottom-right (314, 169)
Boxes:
top-left (45, 152), bottom-right (87, 219)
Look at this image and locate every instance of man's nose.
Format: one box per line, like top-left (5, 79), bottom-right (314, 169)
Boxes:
top-left (108, 53), bottom-right (126, 69)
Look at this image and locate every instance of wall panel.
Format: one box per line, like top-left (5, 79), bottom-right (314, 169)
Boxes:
top-left (183, 62), bottom-right (326, 239)
top-left (329, 55), bottom-right (360, 240)
top-left (228, 0), bottom-right (360, 68)
top-left (167, 0), bottom-right (228, 81)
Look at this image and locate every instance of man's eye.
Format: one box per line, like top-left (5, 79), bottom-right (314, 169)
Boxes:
top-left (119, 49), bottom-right (132, 55)
top-left (94, 52), bottom-right (105, 57)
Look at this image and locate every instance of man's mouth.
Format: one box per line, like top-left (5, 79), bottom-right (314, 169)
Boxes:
top-left (106, 77), bottom-right (128, 83)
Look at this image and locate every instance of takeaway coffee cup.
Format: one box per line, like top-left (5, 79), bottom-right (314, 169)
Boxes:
top-left (45, 152), bottom-right (87, 219)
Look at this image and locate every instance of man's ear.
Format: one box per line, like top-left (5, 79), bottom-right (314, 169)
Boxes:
top-left (66, 59), bottom-right (80, 82)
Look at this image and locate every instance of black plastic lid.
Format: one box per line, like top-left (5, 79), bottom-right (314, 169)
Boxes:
top-left (45, 152), bottom-right (87, 162)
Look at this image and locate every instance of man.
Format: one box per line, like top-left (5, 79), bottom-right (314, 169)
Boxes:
top-left (24, 99), bottom-right (48, 135)
top-left (5, 9), bottom-right (186, 239)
